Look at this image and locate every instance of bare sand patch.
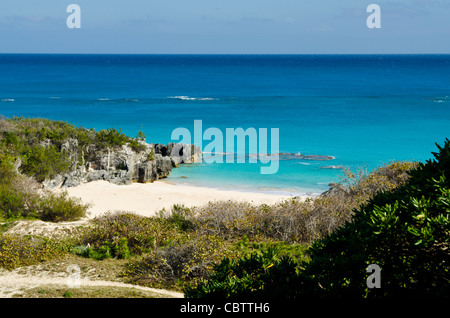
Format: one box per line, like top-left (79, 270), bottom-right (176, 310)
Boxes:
top-left (56, 180), bottom-right (299, 218)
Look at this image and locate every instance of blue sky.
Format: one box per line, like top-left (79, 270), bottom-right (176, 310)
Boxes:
top-left (0, 0), bottom-right (449, 54)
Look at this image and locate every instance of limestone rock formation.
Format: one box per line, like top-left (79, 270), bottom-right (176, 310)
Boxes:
top-left (42, 142), bottom-right (202, 189)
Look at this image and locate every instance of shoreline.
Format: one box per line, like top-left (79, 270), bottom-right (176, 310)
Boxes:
top-left (56, 180), bottom-right (306, 219)
top-left (165, 178), bottom-right (321, 197)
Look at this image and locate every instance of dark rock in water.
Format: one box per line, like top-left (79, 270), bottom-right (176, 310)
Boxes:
top-left (302, 154), bottom-right (335, 161)
top-left (321, 165), bottom-right (344, 169)
top-left (266, 153), bottom-right (335, 161)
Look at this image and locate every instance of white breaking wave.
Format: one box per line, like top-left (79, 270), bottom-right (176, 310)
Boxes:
top-left (168, 96), bottom-right (217, 101)
top-left (1, 99), bottom-right (14, 102)
top-left (96, 98), bottom-right (139, 102)
top-left (432, 96), bottom-right (448, 103)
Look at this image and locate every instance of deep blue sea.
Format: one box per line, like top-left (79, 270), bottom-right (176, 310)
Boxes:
top-left (1, 54), bottom-right (450, 195)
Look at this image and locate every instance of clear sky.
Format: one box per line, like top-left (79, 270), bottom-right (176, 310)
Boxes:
top-left (0, 0), bottom-right (449, 54)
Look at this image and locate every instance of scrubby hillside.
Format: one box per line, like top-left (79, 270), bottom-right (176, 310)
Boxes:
top-left (184, 140), bottom-right (449, 299)
top-left (0, 116), bottom-right (200, 188)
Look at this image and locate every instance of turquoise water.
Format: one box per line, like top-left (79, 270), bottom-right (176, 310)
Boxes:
top-left (1, 54), bottom-right (450, 195)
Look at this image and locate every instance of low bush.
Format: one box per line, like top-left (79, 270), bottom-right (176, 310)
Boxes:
top-left (74, 238), bottom-right (131, 260)
top-left (0, 234), bottom-right (69, 270)
top-left (0, 155), bottom-right (20, 185)
top-left (185, 140), bottom-right (449, 299)
top-left (75, 211), bottom-right (184, 256)
top-left (291, 141), bottom-right (450, 298)
top-left (184, 246), bottom-right (301, 299)
top-left (20, 145), bottom-right (70, 182)
top-left (234, 236), bottom-right (309, 262)
top-left (0, 159), bottom-right (39, 219)
top-left (128, 139), bottom-right (146, 152)
top-left (95, 128), bottom-right (132, 150)
top-left (188, 161), bottom-right (416, 244)
top-left (0, 156), bottom-right (89, 222)
top-left (37, 191), bottom-right (90, 222)
top-left (122, 233), bottom-right (230, 290)
top-left (160, 204), bottom-right (196, 232)
top-left (0, 185), bottom-right (29, 219)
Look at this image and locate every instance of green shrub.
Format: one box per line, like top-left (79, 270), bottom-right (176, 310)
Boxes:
top-left (0, 131), bottom-right (20, 148)
top-left (0, 117), bottom-right (146, 186)
top-left (0, 153), bottom-right (87, 222)
top-left (37, 191), bottom-right (90, 222)
top-left (234, 237), bottom-right (309, 262)
top-left (188, 162), bottom-right (416, 244)
top-left (123, 234), bottom-right (229, 290)
top-left (73, 241), bottom-right (128, 260)
top-left (292, 140), bottom-right (450, 298)
top-left (136, 130), bottom-right (146, 141)
top-left (81, 237), bottom-right (131, 260)
top-left (76, 211), bottom-right (182, 256)
top-left (161, 204), bottom-right (195, 232)
top-left (147, 149), bottom-right (155, 161)
top-left (0, 185), bottom-right (28, 219)
top-left (341, 160), bottom-right (418, 198)
top-left (20, 145), bottom-right (70, 182)
top-left (0, 234), bottom-right (69, 270)
top-left (88, 243), bottom-right (112, 260)
top-left (71, 244), bottom-right (89, 257)
top-left (0, 155), bottom-right (19, 186)
top-left (128, 139), bottom-right (146, 152)
top-left (95, 128), bottom-right (131, 150)
top-left (114, 237), bottom-right (131, 259)
top-left (184, 140), bottom-right (449, 299)
top-left (0, 160), bottom-right (40, 220)
top-left (184, 247), bottom-right (300, 299)
top-left (74, 238), bottom-right (131, 261)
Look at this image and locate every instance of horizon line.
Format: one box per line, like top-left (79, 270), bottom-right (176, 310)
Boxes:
top-left (0, 52), bottom-right (449, 56)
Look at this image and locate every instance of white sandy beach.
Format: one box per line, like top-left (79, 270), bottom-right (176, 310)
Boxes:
top-left (57, 180), bottom-right (298, 218)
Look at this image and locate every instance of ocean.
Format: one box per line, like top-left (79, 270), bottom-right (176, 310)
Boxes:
top-left (1, 54), bottom-right (449, 195)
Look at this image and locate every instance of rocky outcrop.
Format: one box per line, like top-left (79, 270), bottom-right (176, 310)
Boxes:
top-left (43, 141), bottom-right (202, 189)
top-left (163, 143), bottom-right (202, 166)
top-left (137, 154), bottom-right (173, 183)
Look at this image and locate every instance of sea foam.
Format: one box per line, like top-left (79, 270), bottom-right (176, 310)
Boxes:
top-left (168, 96), bottom-right (217, 101)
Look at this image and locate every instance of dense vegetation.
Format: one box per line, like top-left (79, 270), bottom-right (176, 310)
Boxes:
top-left (0, 158), bottom-right (90, 222)
top-left (185, 140), bottom-right (450, 298)
top-left (0, 116), bottom-right (142, 270)
top-left (0, 116), bottom-right (447, 299)
top-left (0, 116), bottom-right (146, 182)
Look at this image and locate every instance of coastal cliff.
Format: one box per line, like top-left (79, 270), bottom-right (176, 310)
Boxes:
top-left (43, 141), bottom-right (202, 189)
top-left (0, 117), bottom-right (201, 189)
